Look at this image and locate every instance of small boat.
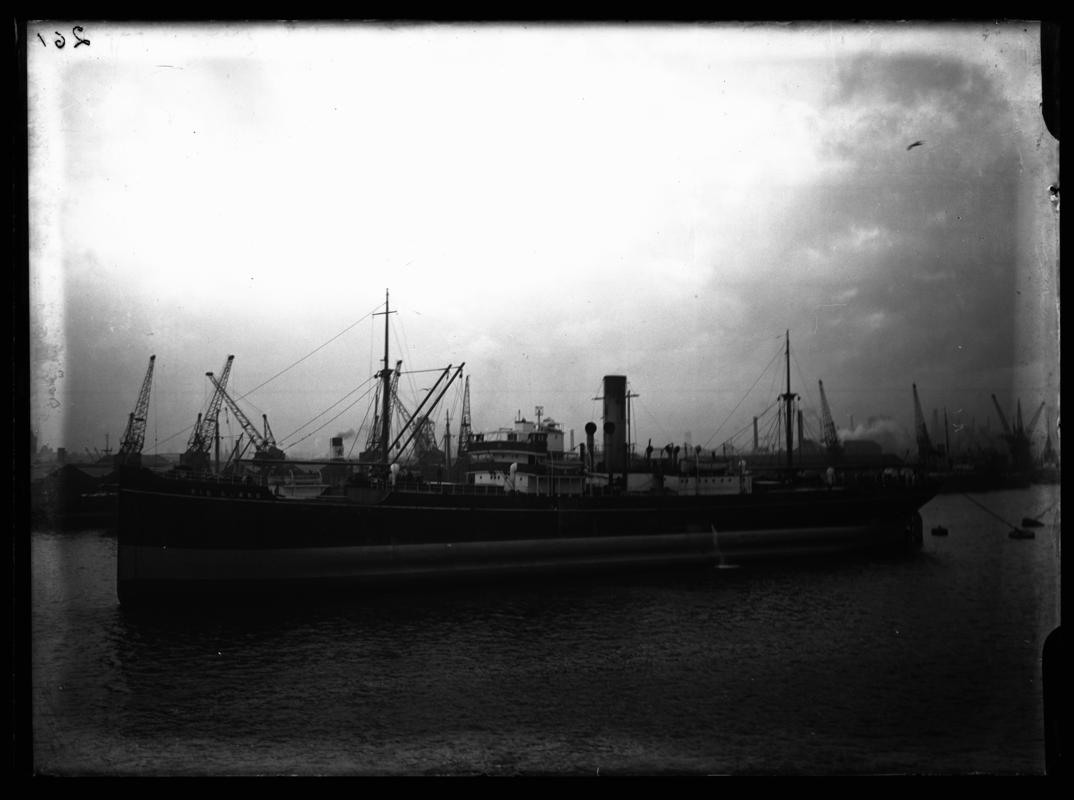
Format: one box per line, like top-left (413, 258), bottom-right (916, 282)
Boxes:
top-left (1021, 499), bottom-right (1059, 529)
top-left (1009, 528), bottom-right (1035, 540)
top-left (931, 525), bottom-right (949, 536)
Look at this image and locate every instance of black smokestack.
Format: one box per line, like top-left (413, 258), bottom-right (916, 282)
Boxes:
top-left (602, 375), bottom-right (627, 474)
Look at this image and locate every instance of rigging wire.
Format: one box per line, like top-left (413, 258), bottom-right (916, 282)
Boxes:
top-left (391, 316), bottom-right (415, 401)
top-left (1026, 498), bottom-right (1061, 522)
top-left (763, 405), bottom-right (784, 452)
top-left (958, 492), bottom-right (1030, 533)
top-left (234, 304), bottom-right (381, 403)
top-left (348, 391), bottom-right (381, 459)
top-left (633, 396), bottom-right (672, 449)
top-left (151, 418), bottom-right (197, 450)
top-left (285, 383), bottom-right (380, 450)
top-left (702, 342), bottom-right (784, 450)
top-left (151, 303), bottom-right (382, 450)
top-left (368, 314), bottom-right (377, 387)
top-left (720, 397), bottom-right (780, 452)
top-left (278, 375), bottom-right (377, 447)
top-left (790, 350), bottom-right (828, 444)
top-left (746, 401), bottom-right (781, 454)
top-left (791, 349), bottom-right (817, 411)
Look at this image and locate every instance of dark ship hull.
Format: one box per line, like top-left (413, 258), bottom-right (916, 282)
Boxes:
top-left (116, 469), bottom-right (936, 603)
top-left (115, 299), bottom-right (937, 604)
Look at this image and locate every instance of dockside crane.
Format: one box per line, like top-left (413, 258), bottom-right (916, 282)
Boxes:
top-left (262, 414), bottom-right (277, 449)
top-left (817, 380), bottom-right (843, 462)
top-left (115, 355), bottom-right (156, 468)
top-left (457, 375), bottom-right (472, 458)
top-left (181, 354), bottom-right (234, 472)
top-left (990, 394), bottom-right (1013, 437)
top-left (912, 384), bottom-right (942, 466)
top-left (1025, 401), bottom-right (1046, 440)
top-left (990, 393), bottom-right (1035, 472)
top-left (206, 372), bottom-right (285, 463)
top-left (391, 364), bottom-right (465, 467)
top-left (990, 396), bottom-right (1044, 440)
top-left (394, 399), bottom-right (439, 462)
top-left (1041, 408), bottom-right (1058, 465)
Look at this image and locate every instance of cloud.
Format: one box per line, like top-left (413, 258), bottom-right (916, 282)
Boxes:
top-left (27, 23), bottom-right (1058, 458)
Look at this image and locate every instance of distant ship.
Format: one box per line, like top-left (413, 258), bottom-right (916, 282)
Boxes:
top-left (116, 294), bottom-right (940, 604)
top-left (1033, 421), bottom-right (1060, 485)
top-left (937, 458), bottom-right (1033, 493)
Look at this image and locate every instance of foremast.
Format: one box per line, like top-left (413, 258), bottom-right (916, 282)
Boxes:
top-left (375, 290), bottom-right (396, 472)
top-left (367, 290), bottom-right (464, 478)
top-left (780, 330), bottom-right (798, 470)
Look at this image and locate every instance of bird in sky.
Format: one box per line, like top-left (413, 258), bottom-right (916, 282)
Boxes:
top-left (906, 140), bottom-right (925, 150)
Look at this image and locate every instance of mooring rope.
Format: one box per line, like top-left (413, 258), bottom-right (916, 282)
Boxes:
top-left (959, 493), bottom-right (1025, 532)
top-left (1025, 499), bottom-right (1061, 523)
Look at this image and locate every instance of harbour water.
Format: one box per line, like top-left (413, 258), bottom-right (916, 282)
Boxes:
top-left (22, 486), bottom-right (1060, 776)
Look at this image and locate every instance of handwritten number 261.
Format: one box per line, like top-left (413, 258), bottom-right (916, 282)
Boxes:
top-left (37, 26), bottom-right (90, 48)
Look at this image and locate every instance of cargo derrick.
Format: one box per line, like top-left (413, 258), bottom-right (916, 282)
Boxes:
top-left (360, 356), bottom-right (464, 474)
top-left (388, 364), bottom-right (464, 472)
top-left (181, 354), bottom-right (234, 473)
top-left (115, 355), bottom-right (156, 469)
top-left (359, 290), bottom-right (463, 478)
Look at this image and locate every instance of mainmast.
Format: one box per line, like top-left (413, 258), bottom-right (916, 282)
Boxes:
top-left (376, 290), bottom-right (396, 469)
top-left (780, 331), bottom-right (797, 469)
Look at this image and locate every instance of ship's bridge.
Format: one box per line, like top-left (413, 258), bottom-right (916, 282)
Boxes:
top-left (468, 427), bottom-right (548, 454)
top-left (467, 416), bottom-right (566, 457)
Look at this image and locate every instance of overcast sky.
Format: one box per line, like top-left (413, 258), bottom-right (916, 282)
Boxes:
top-left (28, 21), bottom-right (1059, 462)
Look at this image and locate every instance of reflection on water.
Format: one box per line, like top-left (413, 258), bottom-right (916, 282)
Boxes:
top-left (28, 486), bottom-right (1060, 775)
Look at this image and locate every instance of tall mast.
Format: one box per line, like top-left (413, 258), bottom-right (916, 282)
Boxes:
top-left (377, 290), bottom-right (395, 468)
top-left (444, 410), bottom-right (452, 470)
top-left (780, 331), bottom-right (796, 469)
